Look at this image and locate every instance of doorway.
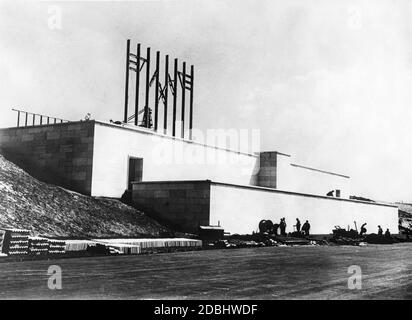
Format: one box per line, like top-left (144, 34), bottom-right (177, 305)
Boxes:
top-left (128, 157), bottom-right (143, 190)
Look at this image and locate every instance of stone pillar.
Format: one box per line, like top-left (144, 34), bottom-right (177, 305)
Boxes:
top-left (257, 152), bottom-right (278, 188)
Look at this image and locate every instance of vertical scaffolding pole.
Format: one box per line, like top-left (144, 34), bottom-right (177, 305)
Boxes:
top-left (172, 58), bottom-right (178, 137)
top-left (163, 55), bottom-right (169, 134)
top-left (24, 112), bottom-right (28, 127)
top-left (40, 116), bottom-right (43, 125)
top-left (32, 114), bottom-right (35, 126)
top-left (124, 39), bottom-right (130, 123)
top-left (134, 43), bottom-right (141, 126)
top-left (189, 65), bottom-right (194, 140)
top-left (181, 62), bottom-right (186, 139)
top-left (145, 47), bottom-right (151, 128)
top-left (17, 111), bottom-right (20, 127)
top-left (154, 51), bottom-right (160, 131)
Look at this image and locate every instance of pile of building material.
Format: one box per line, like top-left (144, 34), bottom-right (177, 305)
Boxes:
top-left (66, 238), bottom-right (201, 255)
top-left (106, 244), bottom-right (141, 255)
top-left (65, 240), bottom-right (141, 255)
top-left (65, 240), bottom-right (97, 252)
top-left (0, 228), bottom-right (30, 255)
top-left (28, 237), bottom-right (49, 255)
top-left (0, 230), bottom-right (4, 253)
top-left (0, 229), bottom-right (67, 256)
top-left (94, 238), bottom-right (202, 253)
top-left (330, 226), bottom-right (364, 245)
top-left (48, 239), bottom-right (66, 254)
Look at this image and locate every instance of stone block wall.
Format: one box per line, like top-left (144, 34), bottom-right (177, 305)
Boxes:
top-left (131, 181), bottom-right (211, 233)
top-left (0, 121), bottom-right (95, 195)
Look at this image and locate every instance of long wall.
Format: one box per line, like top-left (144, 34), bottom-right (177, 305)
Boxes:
top-left (131, 180), bottom-right (397, 235)
top-left (92, 122), bottom-right (258, 197)
top-left (0, 122), bottom-right (94, 194)
top-left (209, 182), bottom-right (398, 235)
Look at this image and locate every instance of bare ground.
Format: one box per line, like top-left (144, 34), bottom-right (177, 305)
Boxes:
top-left (0, 243), bottom-right (410, 299)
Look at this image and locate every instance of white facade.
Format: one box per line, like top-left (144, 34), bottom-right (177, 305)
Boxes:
top-left (91, 122), bottom-right (258, 197)
top-left (91, 121), bottom-right (351, 198)
top-left (209, 183), bottom-right (398, 235)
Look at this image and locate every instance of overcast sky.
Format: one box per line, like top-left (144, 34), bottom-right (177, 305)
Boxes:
top-left (1, 0), bottom-right (412, 202)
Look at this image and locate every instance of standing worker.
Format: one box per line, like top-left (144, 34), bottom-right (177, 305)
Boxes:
top-left (385, 228), bottom-right (391, 238)
top-left (279, 218), bottom-right (287, 236)
top-left (295, 218), bottom-right (301, 234)
top-left (302, 220), bottom-right (311, 236)
top-left (360, 223), bottom-right (367, 236)
top-left (378, 225), bottom-right (383, 236)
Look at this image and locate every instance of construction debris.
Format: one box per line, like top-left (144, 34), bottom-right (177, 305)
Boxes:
top-left (65, 240), bottom-right (97, 252)
top-left (94, 238), bottom-right (202, 254)
top-left (48, 239), bottom-right (66, 254)
top-left (0, 228), bottom-right (30, 255)
top-left (28, 237), bottom-right (49, 255)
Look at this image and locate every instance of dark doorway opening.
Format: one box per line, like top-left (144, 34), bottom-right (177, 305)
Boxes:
top-left (128, 157), bottom-right (143, 190)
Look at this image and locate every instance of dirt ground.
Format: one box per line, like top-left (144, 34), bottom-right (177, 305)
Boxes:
top-left (0, 243), bottom-right (411, 299)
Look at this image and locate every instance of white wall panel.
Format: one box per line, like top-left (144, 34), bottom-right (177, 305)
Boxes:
top-left (210, 183), bottom-right (398, 235)
top-left (91, 122), bottom-right (258, 197)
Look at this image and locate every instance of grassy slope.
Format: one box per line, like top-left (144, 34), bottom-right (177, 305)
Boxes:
top-left (0, 154), bottom-right (168, 238)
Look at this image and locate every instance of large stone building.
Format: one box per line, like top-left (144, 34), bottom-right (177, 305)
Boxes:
top-left (0, 120), bottom-right (398, 234)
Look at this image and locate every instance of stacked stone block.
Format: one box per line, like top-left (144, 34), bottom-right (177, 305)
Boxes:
top-left (132, 181), bottom-right (211, 233)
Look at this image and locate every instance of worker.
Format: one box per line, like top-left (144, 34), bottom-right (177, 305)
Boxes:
top-left (295, 218), bottom-right (301, 233)
top-left (360, 223), bottom-right (367, 236)
top-left (385, 229), bottom-right (391, 238)
top-left (302, 220), bottom-right (311, 236)
top-left (279, 218), bottom-right (287, 236)
top-left (378, 225), bottom-right (383, 236)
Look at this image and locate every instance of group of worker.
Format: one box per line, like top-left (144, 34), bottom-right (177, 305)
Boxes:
top-left (293, 218), bottom-right (311, 236)
top-left (378, 225), bottom-right (392, 237)
top-left (360, 223), bottom-right (391, 237)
